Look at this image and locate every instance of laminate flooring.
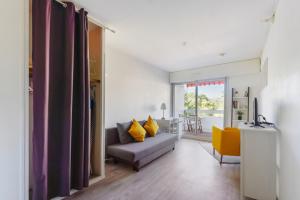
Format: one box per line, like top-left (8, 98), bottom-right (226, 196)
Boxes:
top-left (67, 139), bottom-right (240, 200)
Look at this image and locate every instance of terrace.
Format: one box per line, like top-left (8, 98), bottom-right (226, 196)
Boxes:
top-left (173, 80), bottom-right (225, 141)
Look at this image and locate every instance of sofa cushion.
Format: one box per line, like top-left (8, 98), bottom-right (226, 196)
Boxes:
top-left (144, 116), bottom-right (159, 137)
top-left (107, 133), bottom-right (177, 162)
top-left (116, 122), bottom-right (134, 144)
top-left (128, 119), bottom-right (146, 142)
top-left (117, 120), bottom-right (146, 144)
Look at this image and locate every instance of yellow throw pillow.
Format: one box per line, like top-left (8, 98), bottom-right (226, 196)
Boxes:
top-left (144, 116), bottom-right (159, 137)
top-left (128, 119), bottom-right (146, 142)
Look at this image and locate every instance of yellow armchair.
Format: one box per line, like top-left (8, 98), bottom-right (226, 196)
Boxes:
top-left (212, 126), bottom-right (240, 164)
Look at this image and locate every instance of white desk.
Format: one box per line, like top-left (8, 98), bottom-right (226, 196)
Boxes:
top-left (156, 118), bottom-right (183, 140)
top-left (239, 123), bottom-right (278, 200)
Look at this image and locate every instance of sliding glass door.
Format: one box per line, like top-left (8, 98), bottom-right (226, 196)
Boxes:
top-left (173, 79), bottom-right (225, 141)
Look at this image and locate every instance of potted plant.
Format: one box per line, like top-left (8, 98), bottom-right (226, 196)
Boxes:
top-left (237, 110), bottom-right (244, 120)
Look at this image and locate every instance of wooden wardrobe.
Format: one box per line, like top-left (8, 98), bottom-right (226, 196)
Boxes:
top-left (88, 20), bottom-right (105, 183)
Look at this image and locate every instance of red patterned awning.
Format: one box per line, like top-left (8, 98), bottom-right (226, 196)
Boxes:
top-left (186, 80), bottom-right (224, 87)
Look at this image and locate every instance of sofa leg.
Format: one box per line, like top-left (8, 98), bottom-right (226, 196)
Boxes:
top-left (133, 162), bottom-right (140, 172)
top-left (172, 147), bottom-right (175, 151)
top-left (220, 155), bottom-right (223, 165)
top-left (113, 158), bottom-right (119, 164)
top-left (133, 165), bottom-right (139, 172)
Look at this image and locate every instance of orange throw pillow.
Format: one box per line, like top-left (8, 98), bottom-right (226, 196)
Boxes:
top-left (144, 115), bottom-right (159, 137)
top-left (128, 119), bottom-right (146, 142)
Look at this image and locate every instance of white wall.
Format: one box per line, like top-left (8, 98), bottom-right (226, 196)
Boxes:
top-left (170, 58), bottom-right (261, 83)
top-left (225, 72), bottom-right (265, 127)
top-left (105, 47), bottom-right (171, 128)
top-left (261, 0), bottom-right (300, 199)
top-left (0, 0), bottom-right (26, 199)
top-left (170, 58), bottom-right (264, 127)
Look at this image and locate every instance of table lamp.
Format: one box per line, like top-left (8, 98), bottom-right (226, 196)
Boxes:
top-left (160, 103), bottom-right (166, 119)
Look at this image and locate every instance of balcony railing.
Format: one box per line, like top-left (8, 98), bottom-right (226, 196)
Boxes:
top-left (179, 109), bottom-right (224, 137)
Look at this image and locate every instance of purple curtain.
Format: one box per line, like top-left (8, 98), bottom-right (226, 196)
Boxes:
top-left (47, 2), bottom-right (75, 198)
top-left (71, 9), bottom-right (90, 190)
top-left (32, 0), bottom-right (51, 199)
top-left (32, 0), bottom-right (90, 199)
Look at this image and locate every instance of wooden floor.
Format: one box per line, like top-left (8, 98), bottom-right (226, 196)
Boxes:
top-left (67, 139), bottom-right (240, 200)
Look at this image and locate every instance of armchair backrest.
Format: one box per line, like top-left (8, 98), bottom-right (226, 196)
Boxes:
top-left (212, 126), bottom-right (241, 156)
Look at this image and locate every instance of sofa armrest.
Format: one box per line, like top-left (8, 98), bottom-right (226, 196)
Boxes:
top-left (105, 128), bottom-right (120, 146)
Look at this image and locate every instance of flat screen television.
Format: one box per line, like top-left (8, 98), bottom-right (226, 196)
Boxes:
top-left (253, 97), bottom-right (260, 126)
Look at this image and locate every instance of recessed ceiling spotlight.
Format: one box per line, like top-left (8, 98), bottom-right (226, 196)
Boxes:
top-left (219, 53), bottom-right (226, 57)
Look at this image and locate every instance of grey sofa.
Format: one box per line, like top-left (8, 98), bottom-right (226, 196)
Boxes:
top-left (106, 127), bottom-right (177, 171)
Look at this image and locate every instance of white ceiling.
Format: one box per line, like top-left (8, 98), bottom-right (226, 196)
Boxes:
top-left (75, 0), bottom-right (276, 72)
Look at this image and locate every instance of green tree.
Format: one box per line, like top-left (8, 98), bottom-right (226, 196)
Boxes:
top-left (184, 92), bottom-right (224, 117)
top-left (198, 94), bottom-right (209, 109)
top-left (184, 92), bottom-right (196, 111)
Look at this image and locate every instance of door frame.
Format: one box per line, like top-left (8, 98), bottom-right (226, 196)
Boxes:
top-left (24, 0), bottom-right (30, 199)
top-left (171, 77), bottom-right (227, 131)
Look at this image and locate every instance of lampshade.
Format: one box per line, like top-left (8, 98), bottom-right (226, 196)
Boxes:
top-left (160, 103), bottom-right (166, 110)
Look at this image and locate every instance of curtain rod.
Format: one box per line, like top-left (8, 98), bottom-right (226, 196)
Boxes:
top-left (55, 0), bottom-right (116, 33)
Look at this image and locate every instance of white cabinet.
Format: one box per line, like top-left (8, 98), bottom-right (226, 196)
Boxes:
top-left (239, 123), bottom-right (278, 200)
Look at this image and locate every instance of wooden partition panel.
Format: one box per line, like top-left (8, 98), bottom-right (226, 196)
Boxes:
top-left (88, 22), bottom-right (103, 178)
